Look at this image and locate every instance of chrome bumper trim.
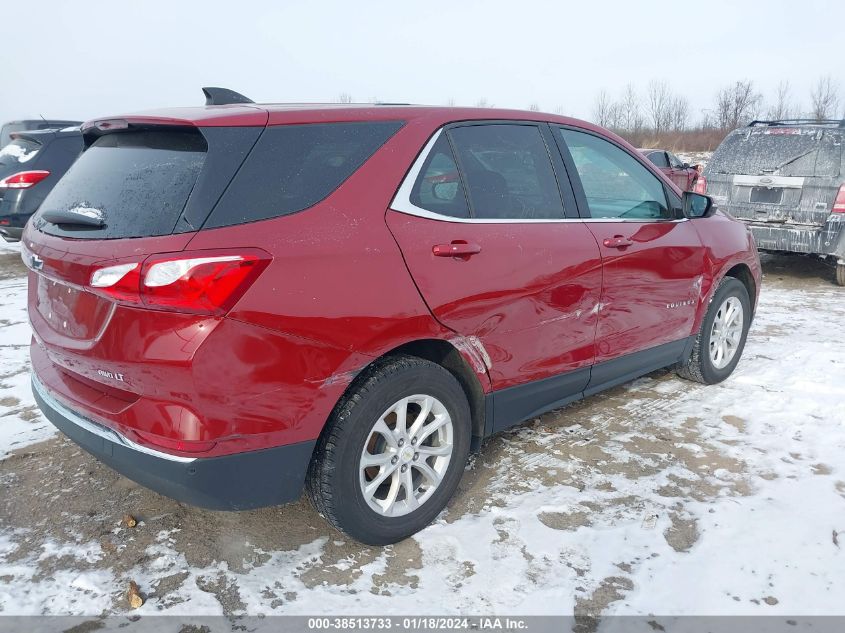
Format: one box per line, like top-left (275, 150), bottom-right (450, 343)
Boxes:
top-left (32, 374), bottom-right (197, 464)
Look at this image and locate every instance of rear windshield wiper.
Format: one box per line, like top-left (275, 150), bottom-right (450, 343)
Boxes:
top-left (763, 147), bottom-right (817, 173)
top-left (40, 207), bottom-right (105, 228)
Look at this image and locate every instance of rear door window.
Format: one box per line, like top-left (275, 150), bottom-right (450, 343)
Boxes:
top-left (558, 128), bottom-right (671, 220)
top-left (206, 121), bottom-right (404, 228)
top-left (35, 130), bottom-right (207, 239)
top-left (708, 128), bottom-right (842, 177)
top-left (447, 124), bottom-right (564, 220)
top-left (410, 134), bottom-right (469, 218)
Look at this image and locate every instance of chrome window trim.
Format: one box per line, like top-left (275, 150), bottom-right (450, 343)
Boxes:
top-left (390, 126), bottom-right (687, 225)
top-left (32, 375), bottom-right (197, 464)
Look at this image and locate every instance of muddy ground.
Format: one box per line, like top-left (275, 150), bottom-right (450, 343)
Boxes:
top-left (0, 249), bottom-right (843, 622)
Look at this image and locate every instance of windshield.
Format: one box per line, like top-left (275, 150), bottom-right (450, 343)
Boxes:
top-left (708, 128), bottom-right (842, 177)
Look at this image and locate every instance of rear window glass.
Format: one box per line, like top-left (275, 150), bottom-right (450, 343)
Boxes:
top-left (708, 128), bottom-right (842, 177)
top-left (0, 138), bottom-right (41, 167)
top-left (34, 130), bottom-right (206, 239)
top-left (206, 121), bottom-right (404, 228)
top-left (647, 151), bottom-right (669, 168)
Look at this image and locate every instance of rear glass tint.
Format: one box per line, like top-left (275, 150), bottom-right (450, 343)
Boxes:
top-left (0, 138), bottom-right (41, 167)
top-left (206, 121), bottom-right (404, 228)
top-left (708, 128), bottom-right (842, 177)
top-left (35, 130), bottom-right (206, 239)
top-left (410, 134), bottom-right (469, 218)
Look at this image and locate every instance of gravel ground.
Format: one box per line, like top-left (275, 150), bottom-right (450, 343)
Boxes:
top-left (0, 245), bottom-right (844, 624)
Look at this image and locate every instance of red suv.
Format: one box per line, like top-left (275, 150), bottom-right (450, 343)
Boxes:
top-left (24, 92), bottom-right (761, 545)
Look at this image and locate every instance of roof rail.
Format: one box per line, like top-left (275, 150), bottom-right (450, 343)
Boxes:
top-left (748, 118), bottom-right (845, 128)
top-left (202, 87), bottom-right (254, 106)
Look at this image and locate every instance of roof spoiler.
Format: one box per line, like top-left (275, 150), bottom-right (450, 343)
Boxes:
top-left (202, 87), bottom-right (255, 106)
top-left (748, 118), bottom-right (845, 128)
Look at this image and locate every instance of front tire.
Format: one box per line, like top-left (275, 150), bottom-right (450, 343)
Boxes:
top-left (676, 277), bottom-right (751, 384)
top-left (306, 355), bottom-right (471, 545)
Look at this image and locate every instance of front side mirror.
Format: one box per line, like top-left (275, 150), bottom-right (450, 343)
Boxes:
top-left (682, 191), bottom-right (716, 218)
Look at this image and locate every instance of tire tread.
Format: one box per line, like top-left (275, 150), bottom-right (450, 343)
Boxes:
top-left (305, 355), bottom-right (456, 539)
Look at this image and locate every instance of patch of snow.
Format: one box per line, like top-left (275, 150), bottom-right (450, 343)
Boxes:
top-left (0, 264), bottom-right (843, 616)
top-left (0, 142), bottom-right (39, 164)
top-left (66, 205), bottom-right (104, 221)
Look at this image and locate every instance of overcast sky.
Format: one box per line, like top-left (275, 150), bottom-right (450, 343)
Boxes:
top-left (2, 0), bottom-right (842, 126)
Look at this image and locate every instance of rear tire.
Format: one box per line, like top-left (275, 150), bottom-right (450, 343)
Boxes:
top-left (676, 277), bottom-right (751, 385)
top-left (306, 355), bottom-right (471, 545)
top-left (836, 262), bottom-right (845, 287)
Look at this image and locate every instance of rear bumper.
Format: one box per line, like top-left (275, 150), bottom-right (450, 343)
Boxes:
top-left (32, 374), bottom-right (316, 510)
top-left (745, 219), bottom-right (845, 258)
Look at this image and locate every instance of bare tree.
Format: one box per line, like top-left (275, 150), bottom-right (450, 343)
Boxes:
top-left (446, 97), bottom-right (456, 107)
top-left (766, 81), bottom-right (794, 120)
top-left (713, 80), bottom-right (761, 130)
top-left (554, 105), bottom-right (567, 116)
top-left (528, 102), bottom-right (540, 112)
top-left (475, 97), bottom-right (492, 108)
top-left (810, 75), bottom-right (840, 120)
top-left (592, 89), bottom-right (618, 128)
top-left (335, 92), bottom-right (353, 104)
top-left (670, 95), bottom-right (689, 131)
top-left (646, 80), bottom-right (672, 133)
top-left (617, 84), bottom-right (642, 132)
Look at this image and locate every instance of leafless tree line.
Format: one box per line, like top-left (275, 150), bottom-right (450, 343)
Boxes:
top-left (590, 75), bottom-right (841, 136)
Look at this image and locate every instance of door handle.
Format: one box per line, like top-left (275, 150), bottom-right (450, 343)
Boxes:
top-left (432, 241), bottom-right (482, 258)
top-left (602, 235), bottom-right (633, 249)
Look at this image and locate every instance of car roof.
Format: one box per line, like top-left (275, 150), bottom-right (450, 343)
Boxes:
top-left (10, 126), bottom-right (81, 144)
top-left (83, 103), bottom-right (602, 133)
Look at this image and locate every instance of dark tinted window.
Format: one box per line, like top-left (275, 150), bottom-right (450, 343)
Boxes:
top-left (647, 151), bottom-right (669, 168)
top-left (35, 130), bottom-right (206, 239)
top-left (448, 124), bottom-right (564, 219)
top-left (410, 134), bottom-right (469, 218)
top-left (207, 121), bottom-right (403, 228)
top-left (708, 128), bottom-right (841, 177)
top-left (559, 129), bottom-right (671, 220)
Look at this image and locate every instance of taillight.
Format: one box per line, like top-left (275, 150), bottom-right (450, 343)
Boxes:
top-left (88, 249), bottom-right (271, 316)
top-left (833, 184), bottom-right (845, 213)
top-left (0, 170), bottom-right (50, 189)
top-left (693, 175), bottom-right (707, 194)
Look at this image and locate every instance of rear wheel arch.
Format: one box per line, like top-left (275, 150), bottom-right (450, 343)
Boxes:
top-left (385, 339), bottom-right (488, 442)
top-left (312, 338), bottom-right (489, 462)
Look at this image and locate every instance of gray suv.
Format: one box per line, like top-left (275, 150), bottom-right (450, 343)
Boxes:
top-left (703, 119), bottom-right (845, 285)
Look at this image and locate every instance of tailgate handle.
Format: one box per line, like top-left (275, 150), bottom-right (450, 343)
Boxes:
top-left (602, 235), bottom-right (633, 249)
top-left (432, 241), bottom-right (482, 258)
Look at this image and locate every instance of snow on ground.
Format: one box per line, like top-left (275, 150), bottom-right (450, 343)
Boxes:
top-left (677, 151), bottom-right (711, 171)
top-left (0, 253), bottom-right (844, 623)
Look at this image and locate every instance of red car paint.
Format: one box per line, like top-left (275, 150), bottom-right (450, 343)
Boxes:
top-left (24, 105), bottom-right (761, 469)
